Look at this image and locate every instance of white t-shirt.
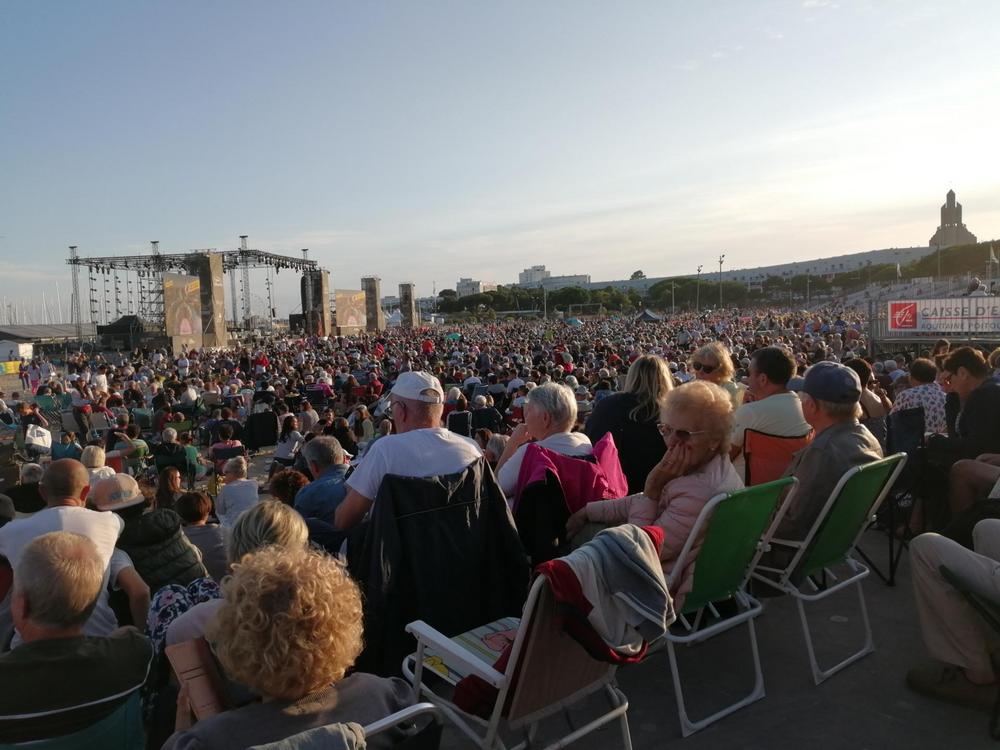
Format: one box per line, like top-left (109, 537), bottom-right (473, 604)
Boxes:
top-left (497, 432), bottom-right (593, 497)
top-left (730, 392), bottom-right (811, 447)
top-left (346, 427), bottom-right (482, 501)
top-left (177, 357), bottom-right (190, 377)
top-left (0, 506), bottom-right (127, 641)
top-left (216, 479), bottom-right (260, 528)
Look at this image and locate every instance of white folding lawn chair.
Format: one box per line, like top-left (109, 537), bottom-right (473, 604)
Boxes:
top-left (403, 575), bottom-right (632, 750)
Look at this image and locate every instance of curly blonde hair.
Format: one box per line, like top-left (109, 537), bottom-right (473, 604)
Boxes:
top-left (664, 380), bottom-right (734, 454)
top-left (207, 546), bottom-right (363, 700)
top-left (690, 341), bottom-right (735, 382)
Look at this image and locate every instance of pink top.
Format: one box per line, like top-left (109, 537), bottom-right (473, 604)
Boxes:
top-left (584, 452), bottom-right (743, 609)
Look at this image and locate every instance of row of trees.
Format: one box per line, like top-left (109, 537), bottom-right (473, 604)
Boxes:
top-left (436, 285), bottom-right (643, 314)
top-left (434, 240), bottom-right (997, 316)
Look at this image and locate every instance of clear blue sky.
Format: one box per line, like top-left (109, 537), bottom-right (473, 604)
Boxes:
top-left (2, 0), bottom-right (999, 319)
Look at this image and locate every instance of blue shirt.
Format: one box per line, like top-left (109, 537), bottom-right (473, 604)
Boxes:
top-left (294, 464), bottom-right (349, 521)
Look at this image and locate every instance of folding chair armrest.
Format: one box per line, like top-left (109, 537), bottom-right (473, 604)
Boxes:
top-left (768, 537), bottom-right (804, 549)
top-left (364, 702), bottom-right (442, 737)
top-left (405, 620), bottom-right (508, 688)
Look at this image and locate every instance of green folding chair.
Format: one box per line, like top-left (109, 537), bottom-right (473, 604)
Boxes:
top-left (0, 690), bottom-right (144, 750)
top-left (664, 476), bottom-right (797, 737)
top-left (752, 453), bottom-right (907, 685)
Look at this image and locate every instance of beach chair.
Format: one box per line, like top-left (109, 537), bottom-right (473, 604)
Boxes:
top-left (742, 429), bottom-right (811, 487)
top-left (0, 690), bottom-right (143, 750)
top-left (664, 477), bottom-right (797, 736)
top-left (403, 574), bottom-right (632, 750)
top-left (752, 453), bottom-right (907, 684)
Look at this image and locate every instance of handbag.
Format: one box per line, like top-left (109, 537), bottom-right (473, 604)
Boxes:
top-left (25, 424), bottom-right (52, 449)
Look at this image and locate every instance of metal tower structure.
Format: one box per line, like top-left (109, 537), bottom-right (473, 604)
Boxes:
top-left (66, 237), bottom-right (324, 341)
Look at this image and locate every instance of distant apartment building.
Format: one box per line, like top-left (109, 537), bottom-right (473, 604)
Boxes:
top-left (516, 265), bottom-right (591, 290)
top-left (456, 277), bottom-right (498, 297)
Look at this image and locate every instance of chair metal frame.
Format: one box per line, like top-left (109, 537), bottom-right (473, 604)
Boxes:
top-left (752, 453), bottom-right (907, 685)
top-left (364, 702), bottom-right (444, 742)
top-left (663, 477), bottom-right (797, 736)
top-left (402, 575), bottom-right (632, 750)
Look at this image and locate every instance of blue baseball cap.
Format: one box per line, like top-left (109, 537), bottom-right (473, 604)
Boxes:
top-left (802, 361), bottom-right (861, 404)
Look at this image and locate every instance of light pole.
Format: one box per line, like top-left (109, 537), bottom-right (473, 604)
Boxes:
top-left (696, 265), bottom-right (702, 312)
top-left (718, 254), bottom-right (725, 308)
top-left (670, 282), bottom-right (676, 315)
top-left (806, 272), bottom-right (811, 307)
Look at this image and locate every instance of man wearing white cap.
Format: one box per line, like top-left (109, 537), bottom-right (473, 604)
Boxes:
top-left (334, 371), bottom-right (482, 531)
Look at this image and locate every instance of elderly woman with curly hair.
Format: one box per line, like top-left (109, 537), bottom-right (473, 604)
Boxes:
top-left (164, 547), bottom-right (414, 749)
top-left (566, 381), bottom-right (743, 609)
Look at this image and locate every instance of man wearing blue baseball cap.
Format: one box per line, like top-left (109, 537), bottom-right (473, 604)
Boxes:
top-left (774, 361), bottom-right (883, 541)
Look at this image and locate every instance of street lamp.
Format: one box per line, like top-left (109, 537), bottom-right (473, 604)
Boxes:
top-left (718, 254), bottom-right (726, 307)
top-left (696, 265), bottom-right (703, 312)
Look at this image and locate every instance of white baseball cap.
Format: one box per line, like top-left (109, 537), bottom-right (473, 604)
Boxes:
top-left (390, 371), bottom-right (444, 404)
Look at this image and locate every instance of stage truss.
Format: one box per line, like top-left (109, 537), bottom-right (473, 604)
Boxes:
top-left (67, 237), bottom-right (324, 340)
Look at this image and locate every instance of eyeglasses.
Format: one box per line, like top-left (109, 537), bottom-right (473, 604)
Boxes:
top-left (657, 424), bottom-right (708, 441)
top-left (691, 362), bottom-right (716, 374)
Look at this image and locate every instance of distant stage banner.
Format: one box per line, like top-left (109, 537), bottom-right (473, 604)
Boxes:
top-left (887, 298), bottom-right (1000, 335)
top-left (334, 290), bottom-right (367, 331)
top-left (164, 273), bottom-right (204, 350)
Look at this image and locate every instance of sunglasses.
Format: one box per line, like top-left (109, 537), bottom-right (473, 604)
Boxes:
top-left (657, 424), bottom-right (707, 441)
top-left (691, 362), bottom-right (716, 374)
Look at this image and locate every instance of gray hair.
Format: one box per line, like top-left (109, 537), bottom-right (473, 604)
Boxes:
top-left (301, 436), bottom-right (344, 471)
top-left (525, 382), bottom-right (577, 432)
top-left (162, 427), bottom-right (178, 443)
top-left (20, 462), bottom-right (44, 484)
top-left (14, 532), bottom-right (104, 629)
top-left (224, 456), bottom-right (248, 478)
top-left (811, 396), bottom-right (863, 421)
top-left (226, 500), bottom-right (309, 564)
top-left (485, 434), bottom-right (509, 461)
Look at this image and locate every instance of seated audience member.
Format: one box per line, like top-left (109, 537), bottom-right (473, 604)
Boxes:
top-left (163, 547), bottom-right (414, 750)
top-left (335, 372), bottom-right (481, 531)
top-left (485, 434), bottom-right (509, 471)
top-left (297, 399), bottom-right (320, 434)
top-left (471, 395), bottom-right (504, 434)
top-left (446, 394), bottom-right (472, 437)
top-left (156, 466), bottom-right (184, 511)
top-left (7, 463), bottom-right (45, 516)
top-left (729, 347), bottom-right (811, 468)
top-left (0, 532), bottom-right (153, 743)
top-left (567, 380), bottom-right (742, 608)
top-left (179, 432), bottom-right (210, 481)
top-left (889, 357), bottom-right (947, 435)
top-left (152, 501), bottom-right (311, 653)
top-left (926, 347), bottom-right (1000, 466)
top-left (0, 460), bottom-right (150, 642)
top-left (81, 445), bottom-right (116, 486)
top-left (110, 424), bottom-right (150, 476)
top-left (690, 341), bottom-right (746, 408)
top-left (775, 361), bottom-right (883, 541)
top-left (215, 456), bottom-right (259, 528)
top-left (585, 355), bottom-right (673, 494)
top-left (269, 469), bottom-right (310, 507)
top-left (207, 423), bottom-right (245, 473)
top-left (326, 417), bottom-right (359, 457)
top-left (152, 427), bottom-right (188, 470)
top-left (293, 436), bottom-right (349, 520)
top-left (51, 431), bottom-right (84, 461)
top-left (90, 474), bottom-right (206, 594)
top-left (907, 519), bottom-right (1000, 708)
top-left (496, 382), bottom-right (591, 497)
top-left (176, 491), bottom-right (228, 583)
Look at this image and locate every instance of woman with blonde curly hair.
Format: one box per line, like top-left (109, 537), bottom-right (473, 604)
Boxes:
top-left (566, 381), bottom-right (743, 609)
top-left (689, 341), bottom-right (746, 408)
top-left (164, 547), bottom-right (414, 749)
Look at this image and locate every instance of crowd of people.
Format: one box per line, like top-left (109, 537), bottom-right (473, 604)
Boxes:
top-left (1, 305), bottom-right (999, 746)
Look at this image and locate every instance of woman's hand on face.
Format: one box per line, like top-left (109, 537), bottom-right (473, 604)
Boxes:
top-left (565, 507), bottom-right (588, 538)
top-left (509, 423), bottom-right (532, 446)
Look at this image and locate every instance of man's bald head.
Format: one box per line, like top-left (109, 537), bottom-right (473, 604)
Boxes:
top-left (40, 459), bottom-right (90, 507)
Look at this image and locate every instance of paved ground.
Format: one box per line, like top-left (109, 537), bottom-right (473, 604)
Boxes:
top-left (435, 534), bottom-right (993, 749)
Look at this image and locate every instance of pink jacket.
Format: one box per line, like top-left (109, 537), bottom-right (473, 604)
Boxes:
top-left (583, 453), bottom-right (743, 609)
